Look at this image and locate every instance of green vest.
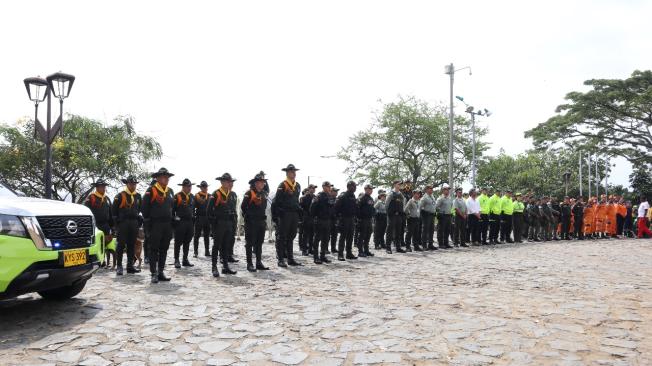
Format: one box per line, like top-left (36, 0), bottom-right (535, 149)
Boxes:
top-left (489, 194), bottom-right (502, 215)
top-left (478, 194), bottom-right (490, 214)
top-left (501, 196), bottom-right (514, 215)
top-left (513, 200), bottom-right (525, 213)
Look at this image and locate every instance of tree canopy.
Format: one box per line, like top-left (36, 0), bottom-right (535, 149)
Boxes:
top-left (525, 70), bottom-right (652, 165)
top-left (337, 96), bottom-right (488, 188)
top-left (0, 115), bottom-right (162, 202)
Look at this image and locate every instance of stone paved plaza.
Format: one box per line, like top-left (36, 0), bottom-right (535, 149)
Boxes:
top-left (1, 238), bottom-right (651, 366)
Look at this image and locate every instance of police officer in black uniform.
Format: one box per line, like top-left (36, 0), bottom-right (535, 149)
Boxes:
top-left (310, 181), bottom-right (335, 264)
top-left (335, 181), bottom-right (358, 261)
top-left (241, 174), bottom-right (270, 272)
top-left (300, 184), bottom-right (317, 256)
top-left (357, 184), bottom-right (376, 257)
top-left (143, 179), bottom-right (157, 265)
top-left (85, 179), bottom-right (114, 267)
top-left (112, 176), bottom-right (142, 275)
top-left (385, 180), bottom-right (406, 254)
top-left (273, 164), bottom-right (303, 268)
top-left (207, 173), bottom-right (238, 277)
top-left (141, 168), bottom-right (175, 283)
top-left (329, 187), bottom-right (339, 253)
top-left (193, 181), bottom-right (211, 258)
top-left (173, 178), bottom-right (195, 268)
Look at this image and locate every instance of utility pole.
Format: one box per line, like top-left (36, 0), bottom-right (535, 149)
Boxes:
top-left (444, 63), bottom-right (471, 187)
top-left (587, 153), bottom-right (591, 198)
top-left (595, 156), bottom-right (599, 197)
top-left (579, 153), bottom-right (583, 197)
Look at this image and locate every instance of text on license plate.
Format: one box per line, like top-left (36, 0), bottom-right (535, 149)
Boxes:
top-left (63, 249), bottom-right (87, 267)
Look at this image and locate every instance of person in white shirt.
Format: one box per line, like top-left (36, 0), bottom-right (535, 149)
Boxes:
top-left (466, 189), bottom-right (482, 245)
top-left (637, 196), bottom-right (652, 238)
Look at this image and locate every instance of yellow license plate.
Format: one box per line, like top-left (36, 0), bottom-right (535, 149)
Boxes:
top-left (63, 249), bottom-right (87, 267)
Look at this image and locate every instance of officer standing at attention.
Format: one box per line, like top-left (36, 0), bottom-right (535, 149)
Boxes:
top-left (300, 184), bottom-right (317, 256)
top-left (193, 181), bottom-right (211, 258)
top-left (452, 187), bottom-right (468, 247)
top-left (112, 176), bottom-right (142, 275)
top-left (512, 193), bottom-right (525, 243)
top-left (385, 180), bottom-right (406, 254)
top-left (329, 187), bottom-right (340, 254)
top-left (335, 181), bottom-right (359, 261)
top-left (488, 189), bottom-right (502, 244)
top-left (419, 185), bottom-right (437, 250)
top-left (207, 173), bottom-right (238, 277)
top-left (404, 190), bottom-right (422, 251)
top-left (478, 188), bottom-right (491, 245)
top-left (85, 179), bottom-right (114, 266)
top-left (572, 196), bottom-right (585, 240)
top-left (141, 168), bottom-right (175, 283)
top-left (143, 179), bottom-right (157, 265)
top-left (241, 174), bottom-right (271, 272)
top-left (310, 181), bottom-right (335, 264)
top-left (435, 184), bottom-right (453, 249)
top-left (373, 190), bottom-right (388, 250)
top-left (560, 196), bottom-right (572, 240)
top-left (527, 197), bottom-right (541, 241)
top-left (500, 190), bottom-right (514, 243)
top-left (173, 178), bottom-right (195, 269)
top-left (273, 164), bottom-right (303, 267)
top-left (356, 184), bottom-right (376, 257)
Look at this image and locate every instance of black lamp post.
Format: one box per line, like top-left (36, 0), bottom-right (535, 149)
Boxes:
top-left (455, 96), bottom-right (491, 188)
top-left (23, 72), bottom-right (75, 199)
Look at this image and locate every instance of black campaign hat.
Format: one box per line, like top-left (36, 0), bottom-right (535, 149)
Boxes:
top-left (281, 164), bottom-right (300, 172)
top-left (178, 178), bottom-right (194, 187)
top-left (197, 181), bottom-right (209, 188)
top-left (248, 174), bottom-right (267, 185)
top-left (216, 173), bottom-right (236, 182)
top-left (151, 167), bottom-right (174, 178)
top-left (93, 179), bottom-right (109, 187)
top-left (364, 184), bottom-right (375, 190)
top-left (121, 176), bottom-right (139, 184)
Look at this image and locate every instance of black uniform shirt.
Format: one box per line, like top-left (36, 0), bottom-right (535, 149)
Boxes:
top-left (173, 191), bottom-right (195, 220)
top-left (112, 189), bottom-right (142, 223)
top-left (241, 189), bottom-right (268, 219)
top-left (207, 188), bottom-right (238, 221)
top-left (194, 191), bottom-right (210, 217)
top-left (335, 191), bottom-right (358, 218)
top-left (142, 184), bottom-right (175, 221)
top-left (273, 180), bottom-right (302, 213)
top-left (386, 191), bottom-right (405, 216)
top-left (85, 192), bottom-right (113, 227)
top-left (357, 193), bottom-right (375, 219)
top-left (300, 193), bottom-right (314, 216)
top-left (311, 191), bottom-right (332, 219)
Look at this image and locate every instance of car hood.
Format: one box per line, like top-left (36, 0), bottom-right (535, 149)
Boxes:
top-left (0, 197), bottom-right (92, 217)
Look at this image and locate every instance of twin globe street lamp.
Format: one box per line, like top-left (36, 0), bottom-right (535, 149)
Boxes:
top-left (455, 95), bottom-right (491, 189)
top-left (23, 72), bottom-right (75, 199)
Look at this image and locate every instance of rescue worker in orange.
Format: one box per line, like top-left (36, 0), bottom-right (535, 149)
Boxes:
top-left (594, 195), bottom-right (607, 238)
top-left (616, 196), bottom-right (627, 237)
top-left (583, 198), bottom-right (596, 239)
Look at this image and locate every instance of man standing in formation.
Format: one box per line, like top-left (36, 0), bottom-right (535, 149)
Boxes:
top-left (310, 181), bottom-right (335, 264)
top-left (207, 173), bottom-right (238, 277)
top-left (419, 185), bottom-right (437, 250)
top-left (357, 184), bottom-right (376, 257)
top-left (373, 190), bottom-right (387, 250)
top-left (193, 181), bottom-right (211, 258)
top-left (385, 180), bottom-right (406, 254)
top-left (466, 189), bottom-right (481, 245)
top-left (142, 168), bottom-right (175, 283)
top-left (112, 176), bottom-right (142, 275)
top-left (335, 181), bottom-right (358, 261)
top-left (241, 174), bottom-right (270, 272)
top-left (173, 178), bottom-right (195, 268)
top-left (435, 185), bottom-right (453, 249)
top-left (452, 187), bottom-right (468, 247)
top-left (404, 190), bottom-right (421, 251)
top-left (273, 164), bottom-right (303, 267)
top-left (299, 184), bottom-right (317, 256)
top-left (85, 179), bottom-right (114, 266)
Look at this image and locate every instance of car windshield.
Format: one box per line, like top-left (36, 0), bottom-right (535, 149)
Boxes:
top-left (0, 183), bottom-right (18, 198)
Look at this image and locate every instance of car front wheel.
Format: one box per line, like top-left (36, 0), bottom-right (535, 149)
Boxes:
top-left (37, 279), bottom-right (87, 300)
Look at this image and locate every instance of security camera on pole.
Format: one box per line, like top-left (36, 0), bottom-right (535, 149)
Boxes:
top-left (455, 95), bottom-right (491, 189)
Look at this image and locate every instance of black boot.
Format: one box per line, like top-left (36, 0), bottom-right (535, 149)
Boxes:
top-left (414, 245), bottom-right (423, 252)
top-left (346, 252), bottom-right (358, 260)
top-left (151, 273), bottom-right (159, 283)
top-left (158, 271), bottom-right (171, 281)
top-left (212, 264), bottom-right (220, 278)
top-left (278, 259), bottom-right (288, 268)
top-left (320, 255), bottom-right (332, 263)
top-left (174, 259), bottom-right (181, 269)
top-left (405, 246), bottom-right (413, 252)
top-left (222, 264), bottom-right (237, 275)
top-left (314, 257), bottom-right (323, 264)
top-left (288, 258), bottom-right (303, 266)
top-left (256, 261), bottom-right (270, 270)
top-left (182, 258), bottom-right (194, 267)
top-left (116, 265), bottom-right (124, 276)
top-left (338, 254), bottom-right (346, 261)
top-left (247, 262), bottom-right (256, 272)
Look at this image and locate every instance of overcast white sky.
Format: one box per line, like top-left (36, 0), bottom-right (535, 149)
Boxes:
top-left (1, 0), bottom-right (649, 195)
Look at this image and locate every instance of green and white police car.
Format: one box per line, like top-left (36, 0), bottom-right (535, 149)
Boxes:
top-left (0, 182), bottom-right (105, 300)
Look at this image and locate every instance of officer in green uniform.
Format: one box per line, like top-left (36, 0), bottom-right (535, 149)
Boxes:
top-left (500, 190), bottom-right (514, 243)
top-left (193, 181), bottom-right (211, 258)
top-left (385, 180), bottom-right (406, 254)
top-left (141, 168), bottom-right (175, 283)
top-left (478, 188), bottom-right (490, 245)
top-left (241, 174), bottom-right (270, 272)
top-left (85, 179), bottom-right (114, 267)
top-left (512, 193), bottom-right (525, 243)
top-left (488, 189), bottom-right (502, 244)
top-left (112, 176), bottom-right (142, 275)
top-left (173, 178), bottom-right (195, 269)
top-left (207, 173), bottom-right (238, 277)
top-left (273, 164), bottom-right (303, 267)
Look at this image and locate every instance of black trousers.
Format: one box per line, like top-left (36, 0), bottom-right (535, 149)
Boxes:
top-left (513, 213), bottom-right (523, 242)
top-left (453, 215), bottom-right (466, 245)
top-left (174, 219), bottom-right (194, 261)
top-left (148, 221), bottom-right (173, 274)
top-left (437, 214), bottom-right (451, 247)
top-left (386, 214), bottom-right (402, 250)
top-left (399, 216), bottom-right (406, 246)
top-left (277, 211), bottom-right (299, 261)
top-left (211, 219), bottom-right (234, 267)
top-left (358, 217), bottom-right (373, 253)
top-left (338, 217), bottom-right (355, 255)
top-left (373, 214), bottom-right (387, 248)
top-left (500, 214), bottom-right (512, 242)
top-left (330, 220), bottom-right (338, 252)
top-left (314, 218), bottom-right (331, 258)
top-left (420, 212), bottom-right (435, 246)
top-left (193, 216), bottom-right (210, 255)
top-left (245, 218), bottom-right (266, 263)
top-left (489, 213), bottom-right (500, 242)
top-left (116, 219), bottom-right (138, 267)
top-left (300, 214), bottom-right (314, 253)
top-left (574, 216), bottom-right (584, 239)
top-left (616, 215), bottom-right (624, 236)
top-left (405, 217), bottom-right (420, 248)
top-left (143, 224), bottom-right (150, 261)
top-left (480, 214), bottom-right (489, 243)
top-left (560, 216), bottom-right (571, 239)
top-left (468, 214), bottom-right (480, 243)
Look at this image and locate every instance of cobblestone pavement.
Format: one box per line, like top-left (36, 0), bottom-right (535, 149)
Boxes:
top-left (1, 238), bottom-right (651, 366)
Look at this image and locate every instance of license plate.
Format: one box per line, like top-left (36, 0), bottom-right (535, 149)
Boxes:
top-left (63, 249), bottom-right (87, 267)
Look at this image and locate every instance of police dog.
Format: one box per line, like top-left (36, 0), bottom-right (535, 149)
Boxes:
top-left (133, 228), bottom-right (144, 269)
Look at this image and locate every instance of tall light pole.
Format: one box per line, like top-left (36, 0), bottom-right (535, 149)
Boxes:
top-left (455, 96), bottom-right (490, 188)
top-left (24, 72), bottom-right (75, 199)
top-left (587, 153), bottom-right (591, 198)
top-left (444, 63), bottom-right (471, 187)
top-left (578, 153), bottom-right (583, 197)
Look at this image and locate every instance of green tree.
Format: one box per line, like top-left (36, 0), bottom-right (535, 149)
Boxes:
top-left (337, 96), bottom-right (488, 188)
top-left (630, 165), bottom-right (652, 200)
top-left (476, 148), bottom-right (611, 198)
top-left (0, 115), bottom-right (162, 202)
top-left (525, 70), bottom-right (652, 165)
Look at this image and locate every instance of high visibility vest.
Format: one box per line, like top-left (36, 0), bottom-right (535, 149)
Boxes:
top-left (478, 194), bottom-right (490, 214)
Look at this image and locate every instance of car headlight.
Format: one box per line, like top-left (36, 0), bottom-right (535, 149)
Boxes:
top-left (20, 216), bottom-right (49, 249)
top-left (0, 214), bottom-right (27, 237)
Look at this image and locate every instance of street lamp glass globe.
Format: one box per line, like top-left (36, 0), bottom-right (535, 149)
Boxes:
top-left (23, 77), bottom-right (49, 103)
top-left (46, 72), bottom-right (75, 99)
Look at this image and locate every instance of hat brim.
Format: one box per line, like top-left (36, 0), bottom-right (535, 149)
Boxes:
top-left (121, 179), bottom-right (139, 184)
top-left (281, 168), bottom-right (300, 171)
top-left (196, 184), bottom-right (208, 188)
top-left (217, 178), bottom-right (237, 182)
top-left (248, 178), bottom-right (267, 185)
top-left (178, 183), bottom-right (195, 186)
top-left (151, 172), bottom-right (175, 178)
